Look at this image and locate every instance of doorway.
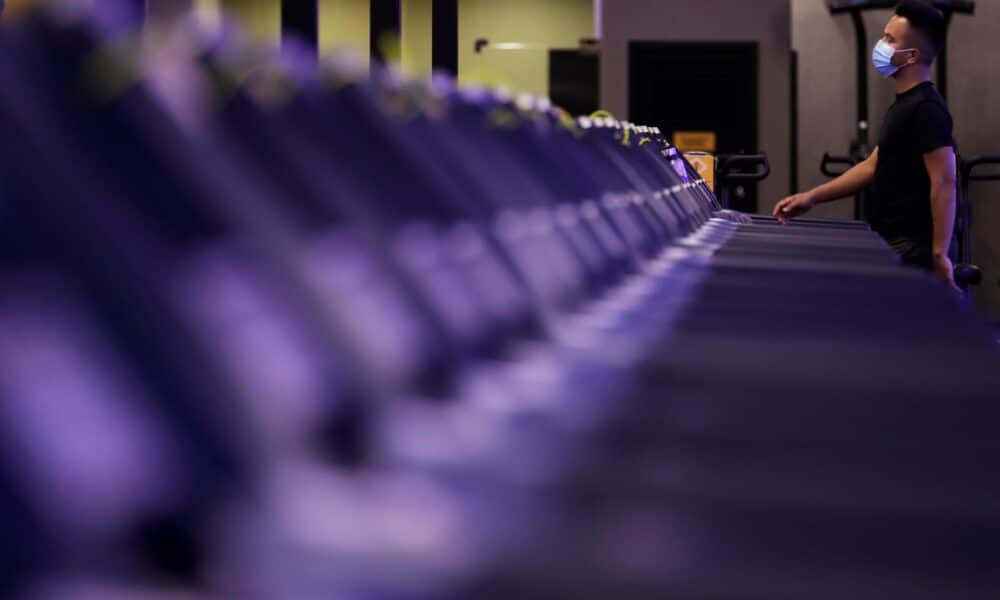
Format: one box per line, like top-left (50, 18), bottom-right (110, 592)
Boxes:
top-left (629, 41), bottom-right (759, 212)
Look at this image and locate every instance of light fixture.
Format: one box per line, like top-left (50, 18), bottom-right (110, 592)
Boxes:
top-left (474, 39), bottom-right (542, 54)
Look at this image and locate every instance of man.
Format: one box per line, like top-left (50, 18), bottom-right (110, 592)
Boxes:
top-left (774, 0), bottom-right (959, 291)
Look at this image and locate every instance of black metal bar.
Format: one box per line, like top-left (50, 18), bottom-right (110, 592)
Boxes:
top-left (955, 155), bottom-right (1000, 266)
top-left (849, 10), bottom-right (870, 221)
top-left (371, 0), bottom-right (402, 64)
top-left (828, 0), bottom-right (974, 15)
top-left (718, 154), bottom-right (771, 182)
top-left (827, 1), bottom-right (973, 103)
top-left (850, 10), bottom-right (868, 149)
top-left (282, 0), bottom-right (318, 60)
top-left (821, 153), bottom-right (854, 178)
top-left (790, 49), bottom-right (799, 194)
top-left (963, 156), bottom-right (1000, 181)
top-left (432, 0), bottom-right (459, 76)
top-left (938, 10), bottom-right (953, 100)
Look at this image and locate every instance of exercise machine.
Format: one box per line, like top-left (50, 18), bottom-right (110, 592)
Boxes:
top-left (1, 6), bottom-right (998, 599)
top-left (955, 155), bottom-right (1000, 290)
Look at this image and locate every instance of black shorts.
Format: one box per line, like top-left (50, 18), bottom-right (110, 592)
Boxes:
top-left (887, 237), bottom-right (934, 271)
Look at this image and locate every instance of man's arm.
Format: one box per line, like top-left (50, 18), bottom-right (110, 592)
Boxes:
top-left (923, 146), bottom-right (960, 290)
top-left (773, 148), bottom-right (879, 223)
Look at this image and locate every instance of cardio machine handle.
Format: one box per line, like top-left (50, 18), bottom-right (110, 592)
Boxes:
top-left (820, 153), bottom-right (856, 178)
top-left (717, 153), bottom-right (771, 183)
top-left (961, 155), bottom-right (1000, 182)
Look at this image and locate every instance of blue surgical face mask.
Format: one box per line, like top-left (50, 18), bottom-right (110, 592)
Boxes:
top-left (872, 40), bottom-right (916, 78)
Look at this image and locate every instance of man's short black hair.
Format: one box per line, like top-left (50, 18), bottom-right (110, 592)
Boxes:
top-left (895, 0), bottom-right (947, 61)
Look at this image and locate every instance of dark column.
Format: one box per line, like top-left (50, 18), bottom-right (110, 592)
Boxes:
top-left (850, 10), bottom-right (868, 150)
top-left (432, 0), bottom-right (459, 75)
top-left (282, 0), bottom-right (319, 62)
top-left (371, 0), bottom-right (402, 63)
top-left (790, 49), bottom-right (799, 195)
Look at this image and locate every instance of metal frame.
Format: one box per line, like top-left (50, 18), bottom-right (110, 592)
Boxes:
top-left (717, 154), bottom-right (771, 210)
top-left (790, 49), bottom-right (799, 195)
top-left (957, 156), bottom-right (1000, 268)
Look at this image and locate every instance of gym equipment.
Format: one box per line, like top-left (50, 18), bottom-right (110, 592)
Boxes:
top-left (715, 152), bottom-right (771, 211)
top-left (0, 7), bottom-right (998, 600)
top-left (954, 155), bottom-right (1000, 289)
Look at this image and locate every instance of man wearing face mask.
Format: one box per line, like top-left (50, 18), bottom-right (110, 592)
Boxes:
top-left (774, 0), bottom-right (958, 291)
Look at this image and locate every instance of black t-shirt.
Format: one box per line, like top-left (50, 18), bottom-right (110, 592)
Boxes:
top-left (870, 81), bottom-right (954, 247)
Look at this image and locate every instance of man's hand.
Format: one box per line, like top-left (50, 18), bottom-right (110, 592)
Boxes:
top-left (932, 253), bottom-right (962, 295)
top-left (772, 192), bottom-right (816, 225)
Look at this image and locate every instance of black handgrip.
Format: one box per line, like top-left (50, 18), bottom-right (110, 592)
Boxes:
top-left (961, 155), bottom-right (1000, 182)
top-left (954, 264), bottom-right (983, 287)
top-left (820, 153), bottom-right (855, 178)
top-left (717, 153), bottom-right (770, 183)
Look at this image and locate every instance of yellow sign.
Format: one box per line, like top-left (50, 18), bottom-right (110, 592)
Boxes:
top-left (673, 131), bottom-right (717, 153)
top-left (684, 152), bottom-right (716, 192)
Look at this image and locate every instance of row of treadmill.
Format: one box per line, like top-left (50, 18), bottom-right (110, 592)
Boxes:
top-left (1, 7), bottom-right (999, 600)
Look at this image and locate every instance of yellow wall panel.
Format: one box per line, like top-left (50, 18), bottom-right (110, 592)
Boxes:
top-left (220, 0), bottom-right (280, 46)
top-left (192, 0), bottom-right (592, 94)
top-left (319, 0), bottom-right (369, 68)
top-left (459, 0), bottom-right (592, 97)
top-left (401, 0), bottom-right (432, 76)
